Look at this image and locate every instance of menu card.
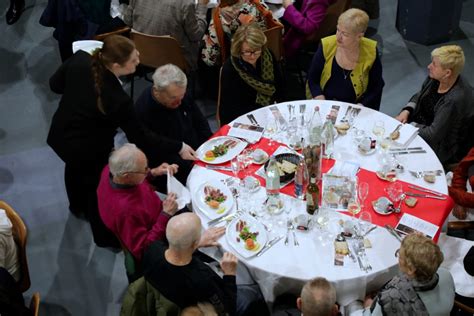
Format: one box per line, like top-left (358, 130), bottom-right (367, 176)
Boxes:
top-left (227, 122), bottom-right (264, 144)
top-left (393, 124), bottom-right (419, 147)
top-left (321, 174), bottom-right (357, 210)
top-left (395, 213), bottom-right (438, 239)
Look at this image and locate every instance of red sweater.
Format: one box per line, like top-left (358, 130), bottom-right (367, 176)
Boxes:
top-left (448, 147), bottom-right (474, 208)
top-left (97, 166), bottom-right (170, 261)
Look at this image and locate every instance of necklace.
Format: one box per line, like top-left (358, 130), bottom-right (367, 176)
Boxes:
top-left (342, 68), bottom-right (352, 80)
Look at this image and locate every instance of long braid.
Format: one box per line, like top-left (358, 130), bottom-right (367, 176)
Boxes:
top-left (89, 35), bottom-right (136, 115)
top-left (91, 50), bottom-right (106, 114)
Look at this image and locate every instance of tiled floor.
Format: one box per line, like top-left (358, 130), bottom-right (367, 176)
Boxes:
top-left (0, 0), bottom-right (473, 314)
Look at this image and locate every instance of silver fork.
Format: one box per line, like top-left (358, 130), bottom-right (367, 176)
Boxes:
top-left (409, 170), bottom-right (443, 178)
top-left (284, 219), bottom-right (292, 245)
top-left (357, 239), bottom-right (372, 271)
top-left (291, 221), bottom-right (299, 246)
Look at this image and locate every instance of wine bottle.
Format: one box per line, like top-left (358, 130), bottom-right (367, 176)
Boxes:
top-left (306, 175), bottom-right (319, 215)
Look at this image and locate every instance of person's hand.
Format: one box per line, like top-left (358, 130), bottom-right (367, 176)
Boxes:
top-left (199, 226), bottom-right (225, 247)
top-left (163, 192), bottom-right (178, 215)
top-left (179, 143), bottom-right (197, 161)
top-left (220, 252), bottom-right (238, 275)
top-left (314, 95), bottom-right (326, 100)
top-left (395, 110), bottom-right (410, 123)
top-left (282, 0), bottom-right (293, 8)
top-left (151, 163), bottom-right (179, 177)
top-left (238, 14), bottom-right (254, 25)
top-left (453, 204), bottom-right (468, 220)
top-left (364, 295), bottom-right (374, 308)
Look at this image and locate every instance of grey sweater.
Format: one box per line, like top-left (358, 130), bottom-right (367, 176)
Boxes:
top-left (405, 76), bottom-right (472, 164)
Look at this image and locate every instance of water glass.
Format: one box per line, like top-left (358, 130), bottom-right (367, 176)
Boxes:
top-left (372, 121), bottom-right (385, 138)
top-left (385, 182), bottom-right (403, 203)
top-left (357, 211), bottom-right (372, 236)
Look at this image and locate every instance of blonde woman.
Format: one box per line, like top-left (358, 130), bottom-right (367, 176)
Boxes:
top-left (363, 234), bottom-right (455, 315)
top-left (395, 45), bottom-right (472, 165)
top-left (219, 23), bottom-right (284, 125)
top-left (306, 8), bottom-right (384, 110)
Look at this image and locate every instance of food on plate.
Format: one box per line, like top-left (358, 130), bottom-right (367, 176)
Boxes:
top-left (276, 160), bottom-right (297, 175)
top-left (203, 139), bottom-right (239, 161)
top-left (404, 197), bottom-right (418, 207)
top-left (334, 241), bottom-right (349, 255)
top-left (363, 238), bottom-right (372, 248)
top-left (235, 219), bottom-right (260, 251)
top-left (423, 173), bottom-right (436, 183)
top-left (335, 122), bottom-right (350, 135)
top-left (204, 185), bottom-right (227, 210)
top-left (390, 130), bottom-right (400, 141)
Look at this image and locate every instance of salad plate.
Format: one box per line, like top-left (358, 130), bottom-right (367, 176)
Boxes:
top-left (192, 180), bottom-right (234, 220)
top-left (196, 136), bottom-right (247, 164)
top-left (226, 214), bottom-right (268, 259)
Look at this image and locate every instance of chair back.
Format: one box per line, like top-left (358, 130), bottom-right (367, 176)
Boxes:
top-left (216, 66), bottom-right (224, 127)
top-left (94, 26), bottom-right (132, 41)
top-left (263, 23), bottom-right (284, 62)
top-left (0, 200), bottom-right (30, 293)
top-left (130, 30), bottom-right (188, 72)
top-left (304, 0), bottom-right (352, 44)
top-left (29, 292), bottom-right (40, 316)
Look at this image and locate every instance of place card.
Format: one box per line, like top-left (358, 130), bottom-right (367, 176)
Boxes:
top-left (395, 213), bottom-right (438, 239)
top-left (227, 122), bottom-right (264, 144)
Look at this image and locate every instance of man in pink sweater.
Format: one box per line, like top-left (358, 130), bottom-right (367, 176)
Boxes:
top-left (97, 143), bottom-right (179, 261)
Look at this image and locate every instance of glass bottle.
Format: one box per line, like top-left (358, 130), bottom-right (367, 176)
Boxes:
top-left (294, 157), bottom-right (308, 200)
top-left (308, 106), bottom-right (323, 146)
top-left (266, 156), bottom-right (281, 214)
top-left (322, 119), bottom-right (335, 158)
top-left (306, 175), bottom-right (319, 215)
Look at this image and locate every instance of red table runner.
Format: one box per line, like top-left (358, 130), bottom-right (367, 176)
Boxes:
top-left (194, 126), bottom-right (454, 241)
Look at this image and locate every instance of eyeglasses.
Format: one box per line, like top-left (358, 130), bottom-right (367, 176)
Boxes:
top-left (394, 248), bottom-right (400, 258)
top-left (126, 167), bottom-right (150, 175)
top-left (241, 50), bottom-right (262, 57)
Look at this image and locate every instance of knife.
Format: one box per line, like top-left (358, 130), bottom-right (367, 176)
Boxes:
top-left (389, 147), bottom-right (422, 151)
top-left (256, 236), bottom-right (283, 257)
top-left (205, 165), bottom-right (232, 171)
top-left (392, 150), bottom-right (426, 155)
top-left (363, 225), bottom-right (378, 237)
top-left (405, 192), bottom-right (447, 200)
top-left (384, 224), bottom-right (403, 242)
top-left (407, 185), bottom-right (444, 197)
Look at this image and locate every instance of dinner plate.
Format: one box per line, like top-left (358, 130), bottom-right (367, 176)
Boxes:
top-left (192, 180), bottom-right (234, 220)
top-left (226, 214), bottom-right (268, 259)
top-left (372, 197), bottom-right (394, 215)
top-left (72, 40), bottom-right (103, 54)
top-left (196, 136), bottom-right (247, 164)
top-left (264, 153), bottom-right (300, 183)
top-left (251, 149), bottom-right (269, 165)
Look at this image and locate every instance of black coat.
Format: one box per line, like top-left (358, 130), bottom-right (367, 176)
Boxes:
top-left (47, 51), bottom-right (182, 165)
top-left (219, 53), bottom-right (285, 125)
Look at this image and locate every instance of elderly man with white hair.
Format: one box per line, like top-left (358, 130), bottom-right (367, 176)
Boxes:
top-left (135, 64), bottom-right (212, 185)
top-left (143, 212), bottom-right (269, 316)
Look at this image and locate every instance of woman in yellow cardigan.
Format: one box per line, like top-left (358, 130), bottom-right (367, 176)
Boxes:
top-left (306, 8), bottom-right (384, 110)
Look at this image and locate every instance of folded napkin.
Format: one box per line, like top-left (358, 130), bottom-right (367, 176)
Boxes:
top-left (167, 170), bottom-right (191, 209)
top-left (393, 123), bottom-right (419, 147)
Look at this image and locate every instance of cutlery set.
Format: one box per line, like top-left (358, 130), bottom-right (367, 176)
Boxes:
top-left (352, 239), bottom-right (372, 272)
top-left (408, 170), bottom-right (443, 178)
top-left (284, 218), bottom-right (299, 246)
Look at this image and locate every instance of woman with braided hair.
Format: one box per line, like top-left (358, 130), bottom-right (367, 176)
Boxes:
top-left (47, 35), bottom-right (191, 247)
top-left (219, 23), bottom-right (284, 125)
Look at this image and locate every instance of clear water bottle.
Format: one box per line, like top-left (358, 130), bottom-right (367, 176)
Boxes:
top-left (294, 157), bottom-right (308, 200)
top-left (266, 156), bottom-right (281, 213)
top-left (322, 119), bottom-right (335, 158)
top-left (308, 106), bottom-right (323, 146)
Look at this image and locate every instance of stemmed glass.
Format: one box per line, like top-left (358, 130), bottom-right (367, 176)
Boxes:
top-left (356, 211), bottom-right (372, 237)
top-left (384, 182), bottom-right (404, 213)
top-left (265, 117), bottom-right (278, 147)
top-left (372, 121), bottom-right (385, 140)
top-left (358, 182), bottom-right (369, 212)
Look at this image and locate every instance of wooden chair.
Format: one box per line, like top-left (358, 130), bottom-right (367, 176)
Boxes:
top-left (29, 292), bottom-right (40, 316)
top-left (129, 30), bottom-right (189, 98)
top-left (0, 200), bottom-right (30, 293)
top-left (448, 221), bottom-right (474, 231)
top-left (93, 26), bottom-right (131, 41)
top-left (453, 299), bottom-right (474, 314)
top-left (263, 23), bottom-right (284, 62)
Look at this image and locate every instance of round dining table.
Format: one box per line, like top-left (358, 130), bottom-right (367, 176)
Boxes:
top-left (186, 100), bottom-right (453, 307)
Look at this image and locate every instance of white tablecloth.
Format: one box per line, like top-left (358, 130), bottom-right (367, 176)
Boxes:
top-left (187, 100), bottom-right (448, 305)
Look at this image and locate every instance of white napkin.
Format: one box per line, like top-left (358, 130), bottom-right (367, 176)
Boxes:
top-left (167, 170), bottom-right (191, 209)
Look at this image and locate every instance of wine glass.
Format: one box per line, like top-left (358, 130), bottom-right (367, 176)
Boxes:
top-left (372, 121), bottom-right (385, 139)
top-left (384, 182), bottom-right (404, 212)
top-left (358, 182), bottom-right (369, 212)
top-left (357, 211), bottom-right (372, 237)
top-left (265, 118), bottom-right (278, 147)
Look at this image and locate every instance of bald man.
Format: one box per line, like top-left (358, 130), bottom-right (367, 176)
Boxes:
top-left (143, 213), bottom-right (268, 316)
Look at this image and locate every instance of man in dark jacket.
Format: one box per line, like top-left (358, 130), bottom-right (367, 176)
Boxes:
top-left (135, 64), bottom-right (212, 185)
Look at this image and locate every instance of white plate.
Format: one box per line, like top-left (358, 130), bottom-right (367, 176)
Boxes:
top-left (372, 197), bottom-right (394, 215)
top-left (72, 40), bottom-right (103, 55)
top-left (196, 136), bottom-right (247, 164)
top-left (251, 149), bottom-right (269, 165)
top-left (192, 180), bottom-right (234, 220)
top-left (358, 145), bottom-right (376, 156)
top-left (226, 214), bottom-right (268, 259)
